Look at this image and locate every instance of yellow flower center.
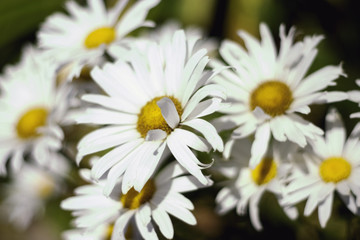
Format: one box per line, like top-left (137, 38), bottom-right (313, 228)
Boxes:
top-left (37, 180), bottom-right (55, 198)
top-left (120, 180), bottom-right (156, 209)
top-left (136, 96), bottom-right (183, 138)
top-left (105, 224), bottom-right (114, 240)
top-left (16, 107), bottom-right (48, 139)
top-left (251, 157), bottom-right (277, 185)
top-left (319, 157), bottom-right (352, 183)
top-left (250, 80), bottom-right (293, 117)
top-left (84, 27), bottom-right (116, 49)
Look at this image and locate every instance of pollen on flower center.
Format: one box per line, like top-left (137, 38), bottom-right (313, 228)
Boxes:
top-left (16, 107), bottom-right (48, 139)
top-left (136, 96), bottom-right (183, 138)
top-left (320, 157), bottom-right (351, 183)
top-left (120, 180), bottom-right (156, 209)
top-left (84, 27), bottom-right (116, 49)
top-left (250, 80), bottom-right (293, 117)
top-left (251, 157), bottom-right (277, 185)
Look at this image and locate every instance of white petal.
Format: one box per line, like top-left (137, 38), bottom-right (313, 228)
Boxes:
top-left (152, 207), bottom-right (174, 239)
top-left (249, 123), bottom-right (271, 168)
top-left (135, 211), bottom-right (158, 240)
top-left (325, 108), bottom-right (346, 156)
top-left (145, 129), bottom-right (167, 141)
top-left (111, 210), bottom-right (135, 240)
top-left (157, 97), bottom-right (180, 129)
top-left (318, 192), bottom-right (334, 228)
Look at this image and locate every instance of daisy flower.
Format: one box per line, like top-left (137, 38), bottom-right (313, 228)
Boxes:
top-left (211, 23), bottom-right (347, 167)
top-left (348, 79), bottom-right (360, 118)
top-left (1, 162), bottom-right (68, 229)
top-left (37, 0), bottom-right (160, 80)
top-left (282, 108), bottom-right (360, 228)
top-left (215, 139), bottom-right (297, 230)
top-left (76, 30), bottom-right (225, 194)
top-left (61, 162), bottom-right (212, 240)
top-left (0, 46), bottom-right (72, 175)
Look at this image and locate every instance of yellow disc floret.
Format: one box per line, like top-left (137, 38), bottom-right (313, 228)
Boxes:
top-left (250, 80), bottom-right (293, 117)
top-left (319, 157), bottom-right (351, 183)
top-left (136, 96), bottom-right (183, 138)
top-left (84, 27), bottom-right (116, 49)
top-left (16, 107), bottom-right (48, 139)
top-left (251, 157), bottom-right (277, 185)
top-left (120, 180), bottom-right (156, 209)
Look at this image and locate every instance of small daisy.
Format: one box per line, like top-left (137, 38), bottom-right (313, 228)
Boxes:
top-left (0, 46), bottom-right (72, 175)
top-left (215, 139), bottom-right (297, 230)
top-left (61, 162), bottom-right (212, 240)
top-left (348, 79), bottom-right (360, 118)
top-left (1, 162), bottom-right (67, 229)
top-left (76, 30), bottom-right (225, 194)
top-left (211, 23), bottom-right (347, 167)
top-left (282, 108), bottom-right (360, 228)
top-left (37, 0), bottom-right (160, 80)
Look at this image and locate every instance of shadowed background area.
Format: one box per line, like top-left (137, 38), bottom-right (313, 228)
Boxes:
top-left (0, 0), bottom-right (360, 239)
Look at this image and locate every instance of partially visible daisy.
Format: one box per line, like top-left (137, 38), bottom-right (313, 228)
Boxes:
top-left (109, 19), bottom-right (218, 59)
top-left (76, 30), bottom-right (225, 194)
top-left (215, 139), bottom-right (298, 230)
top-left (282, 108), bottom-right (360, 228)
top-left (37, 0), bottom-right (160, 80)
top-left (211, 23), bottom-right (347, 167)
top-left (1, 162), bottom-right (68, 229)
top-left (61, 162), bottom-right (212, 240)
top-left (0, 46), bottom-right (72, 175)
top-left (348, 79), bottom-right (360, 118)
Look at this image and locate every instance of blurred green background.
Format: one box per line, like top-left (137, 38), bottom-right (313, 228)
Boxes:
top-left (1, 0), bottom-right (360, 239)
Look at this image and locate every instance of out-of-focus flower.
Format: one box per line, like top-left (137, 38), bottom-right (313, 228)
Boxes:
top-left (282, 108), bottom-right (360, 228)
top-left (211, 23), bottom-right (347, 167)
top-left (61, 162), bottom-right (212, 240)
top-left (1, 162), bottom-right (68, 229)
top-left (0, 46), bottom-right (72, 175)
top-left (109, 19), bottom-right (218, 59)
top-left (76, 30), bottom-right (225, 194)
top-left (215, 139), bottom-right (298, 231)
top-left (37, 0), bottom-right (160, 80)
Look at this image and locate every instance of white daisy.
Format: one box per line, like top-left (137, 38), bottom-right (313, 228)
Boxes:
top-left (0, 46), bottom-right (72, 175)
top-left (76, 30), bottom-right (225, 194)
top-left (215, 139), bottom-right (298, 230)
top-left (211, 23), bottom-right (347, 167)
top-left (1, 162), bottom-right (68, 229)
top-left (37, 0), bottom-right (160, 80)
top-left (61, 162), bottom-right (212, 240)
top-left (109, 19), bottom-right (218, 60)
top-left (282, 108), bottom-right (360, 228)
top-left (348, 79), bottom-right (360, 118)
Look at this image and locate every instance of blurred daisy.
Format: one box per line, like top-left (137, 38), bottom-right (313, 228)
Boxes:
top-left (212, 23), bottom-right (347, 167)
top-left (215, 139), bottom-right (297, 230)
top-left (0, 46), bottom-right (72, 175)
top-left (76, 30), bottom-right (225, 194)
top-left (37, 0), bottom-right (159, 80)
top-left (1, 163), bottom-right (67, 229)
top-left (61, 162), bottom-right (212, 240)
top-left (109, 19), bottom-right (218, 59)
top-left (282, 108), bottom-right (360, 228)
top-left (348, 79), bottom-right (360, 118)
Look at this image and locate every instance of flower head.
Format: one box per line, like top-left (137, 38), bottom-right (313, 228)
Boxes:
top-left (212, 23), bottom-right (347, 167)
top-left (0, 46), bottom-right (72, 175)
top-left (76, 30), bottom-right (225, 194)
top-left (215, 139), bottom-right (298, 230)
top-left (61, 162), bottom-right (212, 239)
top-left (282, 108), bottom-right (360, 228)
top-left (37, 0), bottom-right (160, 80)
